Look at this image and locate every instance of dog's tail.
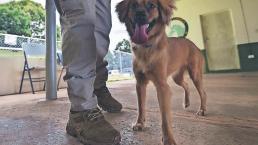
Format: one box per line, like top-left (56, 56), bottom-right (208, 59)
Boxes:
top-left (171, 17), bottom-right (189, 38)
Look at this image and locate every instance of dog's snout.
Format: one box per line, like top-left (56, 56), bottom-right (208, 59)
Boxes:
top-left (134, 10), bottom-right (147, 25)
top-left (136, 10), bottom-right (146, 16)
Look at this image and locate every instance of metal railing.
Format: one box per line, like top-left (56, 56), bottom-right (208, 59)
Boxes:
top-left (114, 50), bottom-right (132, 73)
top-left (0, 33), bottom-right (133, 74)
top-left (0, 33), bottom-right (61, 57)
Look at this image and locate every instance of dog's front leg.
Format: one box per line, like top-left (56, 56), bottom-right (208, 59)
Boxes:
top-left (153, 77), bottom-right (177, 145)
top-left (133, 73), bottom-right (149, 131)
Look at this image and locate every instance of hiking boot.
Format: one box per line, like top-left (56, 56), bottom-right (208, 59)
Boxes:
top-left (66, 108), bottom-right (121, 145)
top-left (94, 86), bottom-right (122, 113)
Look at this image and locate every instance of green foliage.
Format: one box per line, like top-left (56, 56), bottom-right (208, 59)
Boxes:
top-left (115, 39), bottom-right (131, 53)
top-left (0, 0), bottom-right (45, 38)
top-left (57, 26), bottom-right (61, 41)
top-left (0, 6), bottom-right (31, 36)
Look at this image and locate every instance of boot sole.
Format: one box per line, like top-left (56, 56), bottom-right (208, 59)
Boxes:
top-left (98, 104), bottom-right (122, 113)
top-left (66, 125), bottom-right (121, 145)
top-left (79, 135), bottom-right (121, 145)
top-left (66, 125), bottom-right (77, 137)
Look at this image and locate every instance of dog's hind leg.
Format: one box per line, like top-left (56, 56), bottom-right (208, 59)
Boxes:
top-left (133, 72), bottom-right (149, 131)
top-left (173, 67), bottom-right (190, 109)
top-left (188, 61), bottom-right (207, 116)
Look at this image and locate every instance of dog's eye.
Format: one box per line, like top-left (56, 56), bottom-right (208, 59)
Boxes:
top-left (131, 3), bottom-right (138, 10)
top-left (146, 2), bottom-right (157, 10)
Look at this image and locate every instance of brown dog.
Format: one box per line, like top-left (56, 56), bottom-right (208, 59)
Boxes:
top-left (116, 0), bottom-right (207, 144)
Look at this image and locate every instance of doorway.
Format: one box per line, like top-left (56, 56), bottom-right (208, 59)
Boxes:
top-left (200, 10), bottom-right (240, 71)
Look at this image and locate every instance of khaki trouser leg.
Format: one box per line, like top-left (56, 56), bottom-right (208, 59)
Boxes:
top-left (55, 0), bottom-right (101, 111)
top-left (94, 0), bottom-right (112, 89)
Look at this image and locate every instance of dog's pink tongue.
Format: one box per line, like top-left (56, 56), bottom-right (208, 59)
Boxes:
top-left (132, 24), bottom-right (148, 44)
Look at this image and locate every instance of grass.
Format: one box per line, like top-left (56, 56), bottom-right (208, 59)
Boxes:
top-left (107, 74), bottom-right (134, 83)
top-left (0, 49), bottom-right (23, 57)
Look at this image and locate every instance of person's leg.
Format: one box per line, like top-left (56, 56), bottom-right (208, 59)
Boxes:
top-left (54, 0), bottom-right (120, 144)
top-left (94, 0), bottom-right (111, 89)
top-left (58, 0), bottom-right (97, 111)
top-left (94, 0), bottom-right (122, 113)
top-left (94, 0), bottom-right (122, 112)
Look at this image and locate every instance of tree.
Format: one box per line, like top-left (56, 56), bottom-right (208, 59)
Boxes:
top-left (0, 0), bottom-right (45, 38)
top-left (115, 39), bottom-right (131, 53)
top-left (57, 26), bottom-right (61, 41)
top-left (0, 6), bottom-right (31, 36)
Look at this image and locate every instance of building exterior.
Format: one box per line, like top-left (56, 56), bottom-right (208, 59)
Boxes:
top-left (173, 0), bottom-right (258, 72)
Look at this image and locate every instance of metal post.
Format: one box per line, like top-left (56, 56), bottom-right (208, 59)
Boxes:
top-left (119, 51), bottom-right (122, 73)
top-left (46, 0), bottom-right (57, 100)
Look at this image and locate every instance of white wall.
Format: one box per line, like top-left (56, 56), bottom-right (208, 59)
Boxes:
top-left (241, 0), bottom-right (258, 43)
top-left (0, 57), bottom-right (66, 95)
top-left (173, 0), bottom-right (258, 49)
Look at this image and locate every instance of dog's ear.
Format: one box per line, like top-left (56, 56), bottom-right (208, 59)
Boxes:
top-left (116, 0), bottom-right (130, 23)
top-left (158, 0), bottom-right (176, 25)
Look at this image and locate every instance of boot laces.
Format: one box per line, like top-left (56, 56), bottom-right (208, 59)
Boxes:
top-left (85, 109), bottom-right (103, 121)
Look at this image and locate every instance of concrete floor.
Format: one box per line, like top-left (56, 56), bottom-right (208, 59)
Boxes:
top-left (1, 72), bottom-right (258, 145)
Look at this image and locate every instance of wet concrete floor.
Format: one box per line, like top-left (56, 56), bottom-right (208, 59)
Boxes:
top-left (1, 72), bottom-right (258, 145)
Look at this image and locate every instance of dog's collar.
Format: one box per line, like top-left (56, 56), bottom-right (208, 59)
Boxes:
top-left (143, 43), bottom-right (153, 48)
top-left (132, 42), bottom-right (153, 49)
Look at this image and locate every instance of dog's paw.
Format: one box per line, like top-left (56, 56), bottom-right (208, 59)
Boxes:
top-left (132, 123), bottom-right (145, 131)
top-left (163, 142), bottom-right (177, 145)
top-left (196, 109), bottom-right (205, 116)
top-left (183, 102), bottom-right (190, 109)
top-left (162, 137), bottom-right (177, 145)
